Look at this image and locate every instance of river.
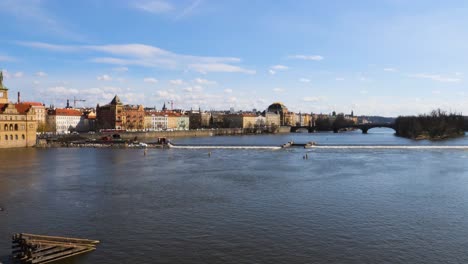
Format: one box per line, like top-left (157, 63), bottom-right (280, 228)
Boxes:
top-left (1, 128), bottom-right (468, 263)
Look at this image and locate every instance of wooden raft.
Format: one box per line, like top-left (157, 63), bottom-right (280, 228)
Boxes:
top-left (12, 233), bottom-right (99, 264)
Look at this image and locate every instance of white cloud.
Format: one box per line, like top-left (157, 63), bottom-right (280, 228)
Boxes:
top-left (0, 55), bottom-right (15, 62)
top-left (269, 65), bottom-right (288, 75)
top-left (176, 0), bottom-right (202, 20)
top-left (271, 65), bottom-right (288, 70)
top-left (303, 96), bottom-right (325, 102)
top-left (357, 73), bottom-right (371, 82)
top-left (36, 71), bottom-right (47, 77)
top-left (183, 85), bottom-right (203, 93)
top-left (2, 70), bottom-right (11, 79)
top-left (47, 86), bottom-right (79, 95)
top-left (143, 77), bottom-right (158, 84)
top-left (21, 41), bottom-right (255, 75)
top-left (17, 42), bottom-right (78, 52)
top-left (102, 86), bottom-right (123, 93)
top-left (1, 2), bottom-right (83, 41)
top-left (113, 67), bottom-right (129, 72)
top-left (189, 63), bottom-right (255, 74)
top-left (14, 72), bottom-right (24, 78)
top-left (2, 71), bottom-right (24, 79)
top-left (193, 78), bottom-right (216, 85)
top-left (335, 77), bottom-right (344, 81)
top-left (170, 79), bottom-right (184, 85)
top-left (384, 68), bottom-right (397, 72)
top-left (224, 88), bottom-right (233, 93)
top-left (288, 55), bottom-right (324, 61)
top-left (97, 74), bottom-right (112, 81)
top-left (156, 90), bottom-right (181, 100)
top-left (432, 90), bottom-right (441, 94)
top-left (134, 0), bottom-right (173, 14)
top-left (299, 78), bottom-right (310, 83)
top-left (273, 88), bottom-right (284, 93)
top-left (409, 73), bottom-right (461, 83)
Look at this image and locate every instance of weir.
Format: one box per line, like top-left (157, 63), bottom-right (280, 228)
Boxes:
top-left (167, 142), bottom-right (468, 150)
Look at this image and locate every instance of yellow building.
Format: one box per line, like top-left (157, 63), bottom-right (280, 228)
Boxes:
top-left (223, 114), bottom-right (257, 129)
top-left (0, 73), bottom-right (37, 148)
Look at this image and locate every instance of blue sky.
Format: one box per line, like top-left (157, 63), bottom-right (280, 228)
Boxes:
top-left (1, 0), bottom-right (468, 116)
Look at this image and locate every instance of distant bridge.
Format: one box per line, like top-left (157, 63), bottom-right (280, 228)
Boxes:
top-left (291, 123), bottom-right (396, 134)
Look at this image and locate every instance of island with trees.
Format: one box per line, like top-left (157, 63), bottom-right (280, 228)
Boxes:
top-left (394, 109), bottom-right (465, 140)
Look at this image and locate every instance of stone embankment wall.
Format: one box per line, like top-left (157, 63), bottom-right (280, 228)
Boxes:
top-left (86, 128), bottom-right (284, 142)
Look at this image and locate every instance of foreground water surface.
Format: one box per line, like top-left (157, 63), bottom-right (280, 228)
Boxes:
top-left (2, 129), bottom-right (468, 263)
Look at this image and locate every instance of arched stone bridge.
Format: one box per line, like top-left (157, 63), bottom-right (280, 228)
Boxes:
top-left (291, 123), bottom-right (396, 134)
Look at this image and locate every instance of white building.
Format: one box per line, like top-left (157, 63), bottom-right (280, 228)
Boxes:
top-left (145, 113), bottom-right (168, 130)
top-left (47, 108), bottom-right (84, 134)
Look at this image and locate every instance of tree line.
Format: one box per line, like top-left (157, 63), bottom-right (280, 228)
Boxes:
top-left (394, 109), bottom-right (465, 139)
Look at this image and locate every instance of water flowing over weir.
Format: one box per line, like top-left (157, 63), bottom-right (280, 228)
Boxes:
top-left (169, 144), bottom-right (282, 150)
top-left (309, 145), bottom-right (468, 150)
top-left (169, 144), bottom-right (468, 150)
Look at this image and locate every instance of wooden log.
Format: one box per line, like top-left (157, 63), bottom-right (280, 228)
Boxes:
top-left (31, 247), bottom-right (95, 264)
top-left (20, 233), bottom-right (100, 245)
top-left (12, 233), bottom-right (99, 264)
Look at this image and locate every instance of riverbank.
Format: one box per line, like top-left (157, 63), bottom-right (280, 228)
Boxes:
top-left (36, 128), bottom-right (291, 148)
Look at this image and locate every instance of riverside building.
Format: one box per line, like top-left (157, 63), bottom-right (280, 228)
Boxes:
top-left (0, 72), bottom-right (37, 148)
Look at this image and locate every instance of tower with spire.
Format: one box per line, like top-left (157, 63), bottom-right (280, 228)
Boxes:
top-left (0, 71), bottom-right (9, 104)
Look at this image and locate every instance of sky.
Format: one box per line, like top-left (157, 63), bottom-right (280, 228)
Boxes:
top-left (1, 0), bottom-right (468, 116)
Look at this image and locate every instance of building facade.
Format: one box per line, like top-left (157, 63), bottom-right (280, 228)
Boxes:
top-left (0, 74), bottom-right (37, 148)
top-left (223, 114), bottom-right (257, 129)
top-left (47, 108), bottom-right (83, 134)
top-left (96, 95), bottom-right (145, 130)
top-left (267, 102), bottom-right (289, 126)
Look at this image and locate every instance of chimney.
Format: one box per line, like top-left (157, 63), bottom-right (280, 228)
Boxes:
top-left (17, 92), bottom-right (20, 103)
top-left (66, 99), bottom-right (70, 108)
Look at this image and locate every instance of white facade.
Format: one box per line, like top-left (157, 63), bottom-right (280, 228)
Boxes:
top-left (147, 114), bottom-right (168, 130)
top-left (47, 113), bottom-right (83, 134)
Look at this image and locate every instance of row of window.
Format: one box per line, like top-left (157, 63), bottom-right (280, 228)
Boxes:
top-left (0, 115), bottom-right (27, 121)
top-left (2, 124), bottom-right (26, 131)
top-left (2, 134), bottom-right (26, 141)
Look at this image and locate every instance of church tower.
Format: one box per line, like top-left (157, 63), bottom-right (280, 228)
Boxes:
top-left (0, 71), bottom-right (8, 104)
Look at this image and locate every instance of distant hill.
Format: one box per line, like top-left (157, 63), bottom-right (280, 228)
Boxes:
top-left (358, 116), bottom-right (396, 124)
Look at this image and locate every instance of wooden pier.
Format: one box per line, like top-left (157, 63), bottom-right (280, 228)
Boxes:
top-left (12, 233), bottom-right (99, 264)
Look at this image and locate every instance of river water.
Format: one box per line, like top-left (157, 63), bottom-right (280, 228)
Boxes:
top-left (2, 129), bottom-right (468, 263)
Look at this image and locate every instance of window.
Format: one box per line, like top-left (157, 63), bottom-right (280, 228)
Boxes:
top-left (22, 134), bottom-right (25, 140)
top-left (15, 135), bottom-right (18, 140)
top-left (14, 124), bottom-right (18, 131)
top-left (3, 124), bottom-right (7, 131)
top-left (5, 135), bottom-right (7, 140)
top-left (10, 135), bottom-right (13, 140)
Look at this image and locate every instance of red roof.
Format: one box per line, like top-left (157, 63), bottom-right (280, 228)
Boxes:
top-left (21, 101), bottom-right (44, 107)
top-left (0, 103), bottom-right (32, 114)
top-left (14, 103), bottom-right (33, 114)
top-left (49, 108), bottom-right (82, 116)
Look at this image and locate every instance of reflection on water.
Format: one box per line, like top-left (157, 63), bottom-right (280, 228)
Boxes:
top-left (1, 129), bottom-right (468, 263)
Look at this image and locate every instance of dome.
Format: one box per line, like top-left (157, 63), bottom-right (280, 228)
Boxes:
top-left (267, 102), bottom-right (288, 113)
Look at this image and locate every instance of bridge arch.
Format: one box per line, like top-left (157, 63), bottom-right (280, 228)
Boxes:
top-left (334, 124), bottom-right (396, 134)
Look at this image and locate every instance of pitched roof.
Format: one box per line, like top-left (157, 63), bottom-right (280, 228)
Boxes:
top-left (110, 95), bottom-right (123, 105)
top-left (49, 108), bottom-right (82, 116)
top-left (14, 103), bottom-right (33, 114)
top-left (21, 101), bottom-right (44, 107)
top-left (0, 103), bottom-right (32, 114)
